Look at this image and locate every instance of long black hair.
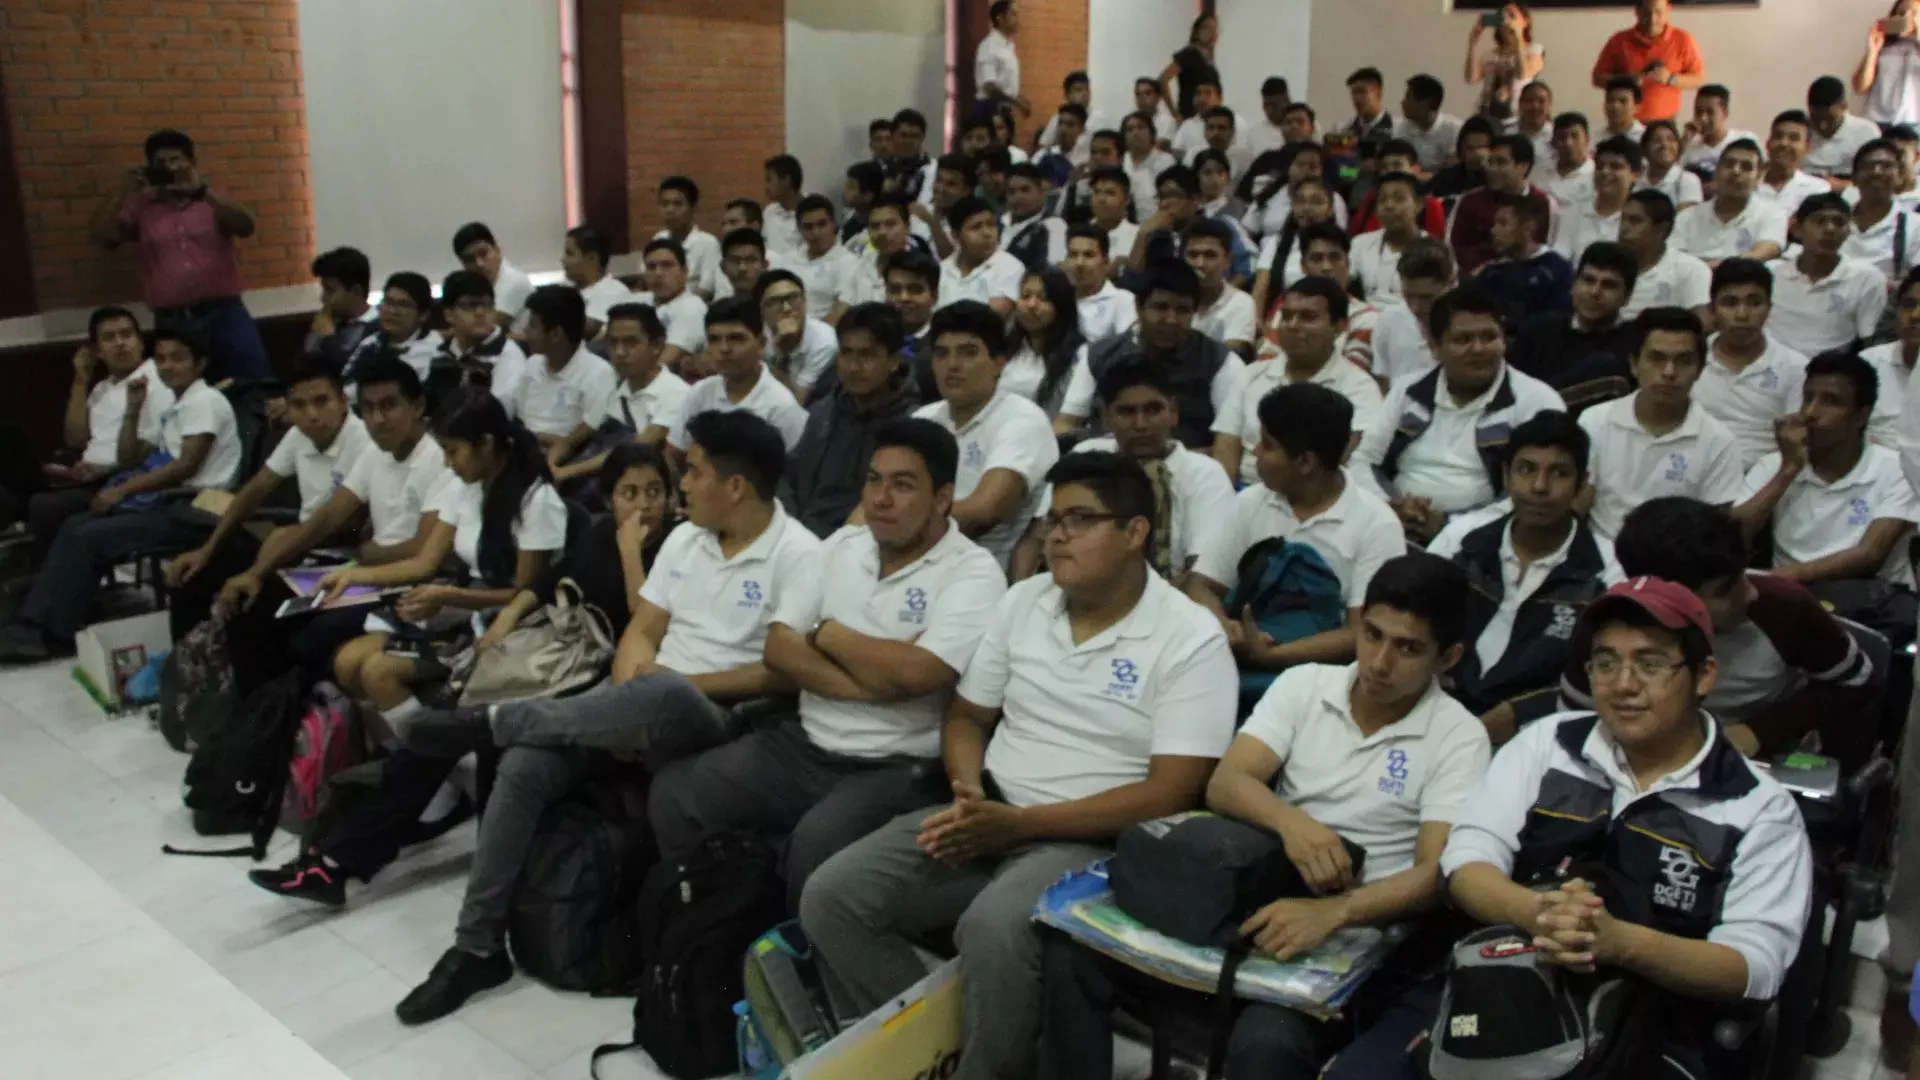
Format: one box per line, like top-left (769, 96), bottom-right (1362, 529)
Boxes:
top-left (1245, 142), bottom-right (1327, 215)
top-left (1020, 266), bottom-right (1087, 411)
top-left (436, 389), bottom-right (552, 585)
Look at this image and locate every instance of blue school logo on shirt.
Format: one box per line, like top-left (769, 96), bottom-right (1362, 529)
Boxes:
top-left (740, 580), bottom-right (764, 608)
top-left (900, 587), bottom-right (928, 625)
top-left (1849, 498), bottom-right (1873, 526)
top-left (964, 442), bottom-right (986, 469)
top-left (1104, 658), bottom-right (1141, 701)
top-left (1378, 748), bottom-right (1409, 797)
top-left (1664, 453), bottom-right (1689, 483)
top-left (1757, 368), bottom-right (1779, 391)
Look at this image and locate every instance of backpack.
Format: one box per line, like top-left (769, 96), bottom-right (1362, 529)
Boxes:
top-left (279, 682), bottom-right (364, 836)
top-left (738, 920), bottom-right (840, 1075)
top-left (157, 615), bottom-right (236, 753)
top-left (166, 671), bottom-right (306, 859)
top-left (592, 833), bottom-right (787, 1080)
top-left (506, 780), bottom-right (654, 993)
top-left (1224, 538), bottom-right (1348, 702)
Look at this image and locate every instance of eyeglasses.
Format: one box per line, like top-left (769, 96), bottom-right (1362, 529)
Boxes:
top-left (1041, 509), bottom-right (1122, 538)
top-left (1587, 654), bottom-right (1686, 684)
top-left (761, 292), bottom-right (805, 311)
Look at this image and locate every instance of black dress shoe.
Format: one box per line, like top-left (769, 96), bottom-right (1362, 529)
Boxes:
top-left (400, 705), bottom-right (493, 758)
top-left (0, 623), bottom-right (50, 662)
top-left (395, 947), bottom-right (514, 1025)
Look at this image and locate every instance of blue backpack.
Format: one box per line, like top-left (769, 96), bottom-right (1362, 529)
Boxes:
top-left (1224, 538), bottom-right (1348, 707)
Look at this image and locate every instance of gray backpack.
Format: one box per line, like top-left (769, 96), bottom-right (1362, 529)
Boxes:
top-left (1423, 925), bottom-right (1637, 1080)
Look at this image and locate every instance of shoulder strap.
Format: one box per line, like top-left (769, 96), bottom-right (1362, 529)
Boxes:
top-left (1898, 211), bottom-right (1909, 281)
top-left (1204, 946), bottom-right (1251, 1080)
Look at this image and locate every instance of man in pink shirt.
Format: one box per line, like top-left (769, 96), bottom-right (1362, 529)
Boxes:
top-left (1591, 0), bottom-right (1706, 124)
top-left (89, 129), bottom-right (270, 381)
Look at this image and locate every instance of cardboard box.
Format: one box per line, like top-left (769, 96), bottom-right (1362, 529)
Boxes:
top-left (785, 960), bottom-right (962, 1080)
top-left (73, 609), bottom-right (170, 711)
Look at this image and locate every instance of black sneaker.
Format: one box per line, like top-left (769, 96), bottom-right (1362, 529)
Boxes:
top-left (0, 622), bottom-right (50, 662)
top-left (246, 851), bottom-right (350, 907)
top-left (395, 947), bottom-right (514, 1025)
top-left (401, 706), bottom-right (493, 758)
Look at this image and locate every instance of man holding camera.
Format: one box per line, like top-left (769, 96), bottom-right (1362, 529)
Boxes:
top-left (89, 129), bottom-right (271, 381)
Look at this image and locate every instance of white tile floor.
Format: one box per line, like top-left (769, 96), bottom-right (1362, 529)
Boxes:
top-left (0, 650), bottom-right (1906, 1079)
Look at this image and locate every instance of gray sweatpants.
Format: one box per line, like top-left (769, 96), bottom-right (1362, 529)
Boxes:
top-left (798, 809), bottom-right (1107, 1080)
top-left (452, 670), bottom-right (732, 956)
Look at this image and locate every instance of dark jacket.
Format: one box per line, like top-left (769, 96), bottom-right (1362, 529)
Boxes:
top-left (1085, 331), bottom-right (1231, 449)
top-left (1449, 185), bottom-right (1553, 273)
top-left (1508, 312), bottom-right (1636, 416)
top-left (532, 515), bottom-right (678, 625)
top-left (780, 367), bottom-right (921, 537)
top-left (1444, 513), bottom-right (1613, 725)
top-left (1476, 249), bottom-right (1575, 326)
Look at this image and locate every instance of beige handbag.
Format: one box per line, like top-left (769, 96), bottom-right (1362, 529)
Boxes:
top-left (455, 579), bottom-right (616, 706)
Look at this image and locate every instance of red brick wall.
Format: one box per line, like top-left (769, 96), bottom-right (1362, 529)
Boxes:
top-left (0, 0), bottom-right (314, 311)
top-left (1013, 0), bottom-right (1090, 152)
top-left (622, 0), bottom-right (786, 247)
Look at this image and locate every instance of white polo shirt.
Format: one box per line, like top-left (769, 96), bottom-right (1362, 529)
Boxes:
top-left (1349, 231), bottom-right (1409, 308)
top-left (772, 523), bottom-right (1007, 758)
top-left (936, 250), bottom-right (1026, 311)
top-left (1622, 247), bottom-right (1713, 319)
top-left (1695, 335), bottom-right (1810, 467)
top-left (1213, 355), bottom-right (1385, 486)
top-left (1538, 160), bottom-right (1596, 209)
top-left (1192, 472), bottom-right (1405, 607)
top-left (1240, 663), bottom-right (1491, 883)
top-left (1553, 202), bottom-right (1622, 266)
top-left (342, 435), bottom-right (449, 547)
top-left (427, 478), bottom-right (567, 580)
top-left (1124, 149), bottom-right (1178, 220)
top-left (82, 360), bottom-right (174, 468)
top-left (514, 347), bottom-right (620, 439)
top-left (1751, 170), bottom-right (1833, 212)
top-left (600, 365), bottom-right (691, 434)
top-left (1194, 285), bottom-right (1258, 349)
top-left (1682, 129), bottom-right (1760, 174)
top-left (669, 367), bottom-right (809, 451)
top-left (1393, 113), bottom-right (1464, 174)
top-left (1762, 256), bottom-right (1886, 356)
top-left (1672, 199), bottom-right (1790, 262)
top-left (965, 572), bottom-right (1238, 809)
top-left (1078, 281), bottom-right (1139, 343)
top-left (264, 414), bottom-right (372, 522)
top-left (1370, 304), bottom-right (1436, 384)
top-left (653, 227), bottom-right (724, 299)
top-left (641, 504), bottom-right (822, 675)
top-left (1106, 221), bottom-right (1141, 263)
top-left (1634, 168), bottom-right (1704, 208)
top-left (794, 244), bottom-right (858, 319)
top-left (493, 260), bottom-right (534, 320)
top-left (1001, 342), bottom-right (1084, 407)
top-left (913, 392), bottom-right (1059, 568)
top-left (577, 275), bottom-right (635, 327)
top-left (973, 27), bottom-right (1019, 100)
top-left (1356, 366), bottom-right (1568, 514)
top-left (1805, 114), bottom-right (1884, 179)
top-left (1861, 340), bottom-right (1914, 447)
top-left (1740, 444), bottom-right (1920, 586)
top-left (154, 379), bottom-right (241, 491)
top-left (840, 249), bottom-right (887, 308)
top-left (767, 318), bottom-right (840, 394)
top-left (763, 202), bottom-right (805, 261)
top-left (1045, 436), bottom-right (1237, 574)
top-left (1579, 393), bottom-right (1747, 540)
top-left (1841, 207), bottom-right (1920, 283)
top-left (634, 289), bottom-right (710, 357)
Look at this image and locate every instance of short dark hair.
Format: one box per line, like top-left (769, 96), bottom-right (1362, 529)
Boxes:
top-left (1553, 111), bottom-right (1590, 136)
top-left (946, 194), bottom-right (998, 235)
top-left (1088, 164), bottom-right (1130, 194)
top-left (1379, 138), bottom-right (1422, 163)
top-left (1361, 553), bottom-right (1471, 651)
top-left (936, 152), bottom-right (979, 184)
top-left (892, 108), bottom-right (928, 132)
top-left (1398, 238), bottom-right (1456, 284)
top-left (143, 128), bottom-right (193, 163)
top-left (928, 300), bottom-right (1008, 358)
top-left (286, 356), bottom-right (346, 394)
top-left (1428, 286), bottom-right (1504, 340)
top-left (765, 153), bottom-right (804, 190)
top-left (1698, 84), bottom-right (1731, 108)
top-left (1795, 191), bottom-right (1852, 221)
top-left (1711, 257), bottom-right (1774, 300)
top-left (1192, 148), bottom-right (1232, 176)
top-left (873, 417), bottom-right (959, 489)
top-left (1578, 242), bottom-right (1641, 294)
top-left (1155, 164), bottom-right (1201, 197)
top-left (658, 174), bottom-right (700, 205)
top-left (311, 247), bottom-right (371, 292)
top-left (726, 198), bottom-right (765, 226)
top-left (1262, 76), bottom-right (1291, 97)
top-left (1507, 410), bottom-right (1590, 487)
top-left (705, 295), bottom-right (764, 337)
top-left (867, 191), bottom-right (912, 225)
top-left (1374, 170), bottom-right (1424, 201)
top-left (846, 160), bottom-right (887, 198)
top-left (1900, 265), bottom-right (1920, 304)
top-left (439, 269), bottom-right (495, 308)
top-left (1889, 124), bottom-right (1920, 146)
top-left (1626, 188), bottom-right (1677, 236)
top-left (567, 224), bottom-right (612, 268)
top-left (1297, 221), bottom-right (1352, 257)
top-left (1805, 348), bottom-right (1880, 415)
top-left (1065, 69), bottom-right (1090, 91)
top-left (1492, 132), bottom-right (1536, 169)
top-left (643, 236), bottom-right (688, 269)
top-left (1191, 72), bottom-right (1222, 94)
top-left (1134, 76), bottom-right (1162, 95)
top-left (1605, 74), bottom-right (1644, 104)
top-left (1855, 137), bottom-right (1902, 174)
top-left (884, 249), bottom-right (941, 292)
top-left (1285, 274), bottom-right (1351, 324)
top-left (605, 302), bottom-right (665, 341)
top-left (1142, 259), bottom-right (1201, 303)
top-left (383, 271), bottom-right (432, 315)
top-left (1123, 110), bottom-right (1159, 139)
top-left (1809, 76), bottom-right (1849, 111)
top-left (1456, 116), bottom-right (1497, 153)
top-left (1058, 102), bottom-right (1089, 125)
top-left (1182, 215), bottom-right (1234, 253)
top-left (721, 227), bottom-right (767, 258)
top-left (989, 0), bottom-right (1014, 25)
top-left (1405, 74), bottom-right (1445, 108)
top-left (1772, 109), bottom-right (1813, 134)
top-left (1256, 383), bottom-right (1352, 472)
top-left (1044, 451), bottom-right (1157, 554)
top-left (149, 327), bottom-right (203, 361)
top-left (1094, 359), bottom-right (1178, 410)
top-left (1719, 137), bottom-right (1765, 164)
top-left (1283, 102), bottom-right (1316, 123)
top-left (752, 268), bottom-right (806, 308)
top-left (88, 305), bottom-right (138, 342)
top-left (1630, 306), bottom-right (1706, 359)
top-left (1347, 67), bottom-right (1384, 89)
top-left (1066, 222), bottom-right (1110, 259)
top-left (837, 301), bottom-right (906, 354)
top-left (599, 442), bottom-right (674, 502)
top-left (351, 355), bottom-right (426, 402)
top-left (1593, 135), bottom-right (1645, 173)
top-left (1490, 190), bottom-right (1544, 227)
top-left (685, 410), bottom-right (786, 501)
top-left (1204, 105), bottom-right (1236, 126)
top-left (524, 284), bottom-right (587, 345)
top-left (869, 117), bottom-right (894, 136)
top-left (451, 222), bottom-right (496, 257)
top-left (1006, 162), bottom-right (1046, 188)
top-left (1616, 497), bottom-right (1747, 589)
top-left (796, 193), bottom-right (836, 223)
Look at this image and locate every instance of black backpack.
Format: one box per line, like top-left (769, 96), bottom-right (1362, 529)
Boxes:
top-left (165, 671), bottom-right (306, 860)
top-left (592, 833), bottom-right (786, 1079)
top-left (507, 781), bottom-right (655, 993)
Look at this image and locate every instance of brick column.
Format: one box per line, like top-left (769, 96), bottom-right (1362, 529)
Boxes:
top-left (1012, 0), bottom-right (1090, 151)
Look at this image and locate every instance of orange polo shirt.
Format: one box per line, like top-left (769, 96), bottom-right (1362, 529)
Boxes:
top-left (1591, 25), bottom-right (1704, 122)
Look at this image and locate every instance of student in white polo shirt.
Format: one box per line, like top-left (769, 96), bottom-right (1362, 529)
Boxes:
top-left (654, 175), bottom-right (724, 301)
top-left (668, 297), bottom-right (809, 454)
top-left (1843, 139), bottom-right (1920, 291)
top-left (1754, 111), bottom-right (1833, 211)
top-left (437, 271), bottom-right (532, 419)
top-left (634, 237), bottom-right (712, 377)
top-left (1043, 553), bottom-right (1490, 1080)
top-left (1698, 259), bottom-right (1811, 467)
top-left (1578, 307), bottom-right (1744, 543)
top-left (913, 300), bottom-right (1059, 569)
top-left (1186, 216), bottom-right (1258, 360)
top-left (387, 410), bottom-right (822, 1025)
top-left (1553, 135), bottom-right (1641, 267)
top-left (1353, 287), bottom-right (1567, 544)
top-left (801, 451), bottom-right (1237, 1080)
top-left (510, 287), bottom-right (618, 461)
top-left (1369, 240), bottom-right (1457, 388)
top-left (653, 418), bottom-right (1005, 909)
top-left (1190, 383), bottom-right (1406, 676)
top-left (1736, 350), bottom-right (1920, 589)
top-left (548, 302), bottom-right (689, 488)
top-left (1865, 267), bottom-right (1920, 445)
top-left (1063, 224), bottom-right (1139, 343)
top-left (1671, 140), bottom-right (1789, 265)
top-left (1805, 77), bottom-right (1883, 181)
top-left (792, 194), bottom-right (856, 321)
top-left (1617, 189), bottom-right (1712, 319)
top-left (1765, 192), bottom-right (1887, 357)
top-left (1212, 277), bottom-right (1383, 486)
top-left (754, 270), bottom-right (840, 404)
top-left (560, 224), bottom-right (632, 341)
top-left (451, 222), bottom-right (535, 326)
top-left (937, 195), bottom-right (1025, 317)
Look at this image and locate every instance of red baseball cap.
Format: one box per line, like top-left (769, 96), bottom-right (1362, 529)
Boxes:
top-left (1576, 576), bottom-right (1716, 655)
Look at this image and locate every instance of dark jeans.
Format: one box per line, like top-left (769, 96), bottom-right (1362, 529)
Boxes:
top-left (154, 296), bottom-right (271, 382)
top-left (291, 606), bottom-right (378, 689)
top-left (166, 531), bottom-right (260, 643)
top-left (18, 500), bottom-right (212, 638)
top-left (26, 485), bottom-right (101, 560)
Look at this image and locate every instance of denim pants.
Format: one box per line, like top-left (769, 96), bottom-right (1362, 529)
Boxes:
top-left (154, 297), bottom-right (271, 382)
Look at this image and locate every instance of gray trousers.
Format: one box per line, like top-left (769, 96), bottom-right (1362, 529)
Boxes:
top-left (1886, 663), bottom-right (1920, 987)
top-left (648, 721), bottom-right (944, 911)
top-left (799, 809), bottom-right (1107, 1080)
top-left (452, 670), bottom-right (731, 955)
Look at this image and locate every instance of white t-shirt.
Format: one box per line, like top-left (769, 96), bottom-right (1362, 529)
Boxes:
top-left (1696, 335), bottom-right (1811, 468)
top-left (1672, 198), bottom-right (1791, 263)
top-left (577, 275), bottom-right (635, 328)
top-left (1635, 168), bottom-right (1704, 207)
top-left (1740, 444), bottom-right (1920, 586)
top-left (1682, 129), bottom-right (1760, 175)
top-left (341, 435), bottom-right (449, 548)
top-left (1078, 282), bottom-right (1139, 343)
top-left (913, 392), bottom-right (1060, 568)
top-left (1762, 256), bottom-right (1887, 357)
top-left (1192, 473), bottom-right (1406, 608)
top-left (427, 478), bottom-right (567, 581)
top-left (936, 250), bottom-right (1026, 311)
top-left (1046, 436), bottom-right (1237, 575)
top-left (1124, 149), bottom-right (1179, 220)
top-left (1394, 113), bottom-right (1464, 174)
top-left (964, 572), bottom-right (1238, 808)
top-left (973, 27), bottom-right (1019, 100)
top-left (493, 260), bottom-right (535, 320)
top-left (1868, 38), bottom-right (1920, 127)
top-left (634, 289), bottom-right (710, 357)
top-left (264, 414), bottom-right (372, 522)
top-left (1354, 366), bottom-right (1568, 514)
top-left (83, 360), bottom-right (174, 468)
top-left (772, 523), bottom-right (1007, 758)
top-left (1553, 202), bottom-right (1622, 266)
top-left (1056, 334), bottom-right (1247, 421)
top-left (999, 342), bottom-right (1084, 408)
top-left (669, 368), bottom-right (810, 451)
top-left (514, 347), bottom-right (620, 439)
top-left (1348, 231), bottom-right (1410, 308)
top-left (653, 227), bottom-right (724, 299)
top-left (1239, 664), bottom-right (1491, 883)
top-left (762, 202), bottom-right (806, 262)
top-left (767, 318), bottom-right (840, 394)
top-left (1841, 206), bottom-right (1920, 284)
top-left (601, 366), bottom-right (692, 434)
top-left (639, 504), bottom-right (823, 675)
top-left (1370, 304), bottom-right (1436, 384)
top-left (1105, 221), bottom-right (1141, 264)
top-left (153, 379), bottom-right (241, 491)
top-left (794, 244), bottom-right (858, 319)
top-left (1750, 170), bottom-right (1834, 213)
top-left (1193, 285), bottom-right (1258, 349)
top-left (1538, 160), bottom-right (1597, 210)
top-left (1805, 114), bottom-right (1885, 179)
top-left (1579, 394), bottom-right (1747, 540)
top-left (1622, 247), bottom-right (1713, 319)
top-left (1213, 355), bottom-right (1385, 486)
top-left (1862, 340), bottom-right (1915, 447)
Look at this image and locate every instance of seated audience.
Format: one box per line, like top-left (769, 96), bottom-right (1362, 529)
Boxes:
top-left (668, 298), bottom-right (810, 454)
top-left (1170, 75), bottom-right (1226, 161)
top-left (784, 303), bottom-right (921, 537)
top-left (791, 195), bottom-right (856, 322)
top-left (1681, 83), bottom-right (1756, 184)
top-left (1636, 120), bottom-right (1704, 208)
top-left (1394, 74), bottom-right (1464, 174)
top-left (303, 246), bottom-right (380, 372)
top-left (1671, 139), bottom-right (1787, 264)
top-left (755, 270), bottom-right (839, 404)
top-left (1537, 111), bottom-right (1596, 208)
top-left (1003, 267), bottom-right (1087, 414)
top-left (1754, 110), bottom-right (1831, 210)
top-left (1249, 177), bottom-right (1338, 314)
top-left (635, 237), bottom-right (712, 376)
top-left (1186, 217), bottom-right (1258, 359)
top-left (1866, 266), bottom-right (1920, 443)
top-left (1698, 258), bottom-right (1810, 467)
top-left (451, 222), bottom-right (535, 324)
top-left (1347, 141), bottom-right (1448, 237)
top-left (1355, 288), bottom-right (1567, 543)
top-left (1062, 224), bottom-right (1138, 342)
top-left (1477, 193), bottom-right (1577, 324)
top-left (1369, 240), bottom-right (1456, 387)
top-left (887, 108), bottom-right (934, 201)
top-left (884, 249), bottom-right (943, 402)
top-left (938, 195), bottom-right (1025, 316)
top-left (800, 451), bottom-right (1237, 1080)
top-left (1555, 135), bottom-right (1642, 265)
top-left (1084, 165), bottom-right (1140, 259)
top-left (1345, 67), bottom-right (1396, 153)
top-left (508, 286), bottom-right (618, 462)
top-left (1448, 133), bottom-right (1554, 274)
top-left (999, 164), bottom-right (1067, 272)
top-left (1348, 171), bottom-right (1425, 306)
top-left (762, 154), bottom-right (808, 260)
top-left (841, 193), bottom-right (920, 306)
top-left (1600, 75), bottom-right (1649, 144)
top-left (1279, 225), bottom-right (1383, 376)
top-left (1512, 81), bottom-right (1559, 169)
top-left (1844, 139), bottom-right (1920, 288)
top-left (352, 272), bottom-right (441, 386)
top-left (560, 224), bottom-right (633, 340)
top-left (1618, 189), bottom-right (1713, 319)
top-left (1804, 75), bottom-right (1883, 180)
top-left (1508, 241), bottom-right (1639, 412)
top-left (549, 303), bottom-right (688, 487)
top-left (1044, 554), bottom-right (1489, 1080)
top-left (654, 176), bottom-right (724, 300)
top-left (840, 160), bottom-right (884, 247)
top-left (1130, 164), bottom-right (1209, 273)
top-left (1425, 117), bottom-right (1495, 204)
top-left (435, 270), bottom-right (531, 416)
top-left (1765, 192), bottom-right (1886, 357)
top-left (720, 227), bottom-right (778, 302)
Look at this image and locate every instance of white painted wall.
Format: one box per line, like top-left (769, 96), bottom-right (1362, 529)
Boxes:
top-left (1213, 0), bottom-right (1311, 122)
top-left (786, 0), bottom-right (947, 200)
top-left (295, 0), bottom-right (567, 280)
top-left (1087, 0), bottom-right (1193, 135)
